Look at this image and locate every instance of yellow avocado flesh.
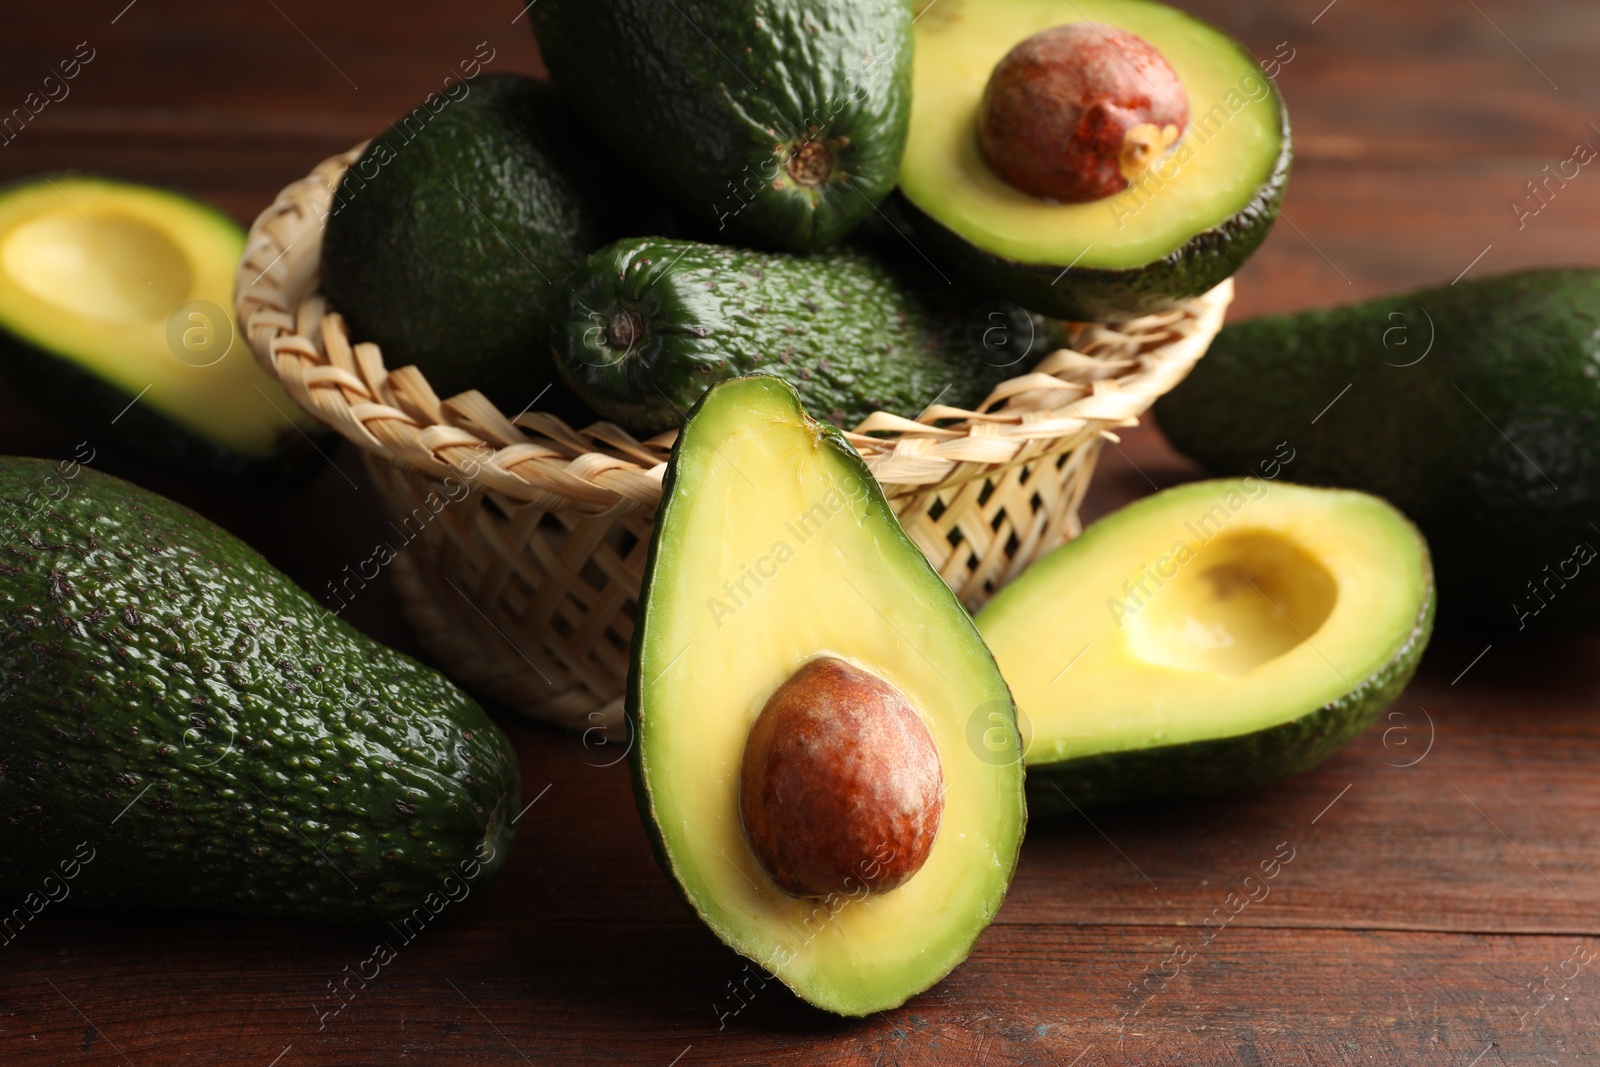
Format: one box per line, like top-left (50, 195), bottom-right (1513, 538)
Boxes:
top-left (977, 479), bottom-right (1429, 766)
top-left (634, 376), bottom-right (1025, 1017)
top-left (903, 0), bottom-right (1285, 269)
top-left (0, 177), bottom-right (314, 456)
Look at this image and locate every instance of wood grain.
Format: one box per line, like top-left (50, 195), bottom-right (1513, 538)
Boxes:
top-left (1, 0), bottom-right (1599, 1063)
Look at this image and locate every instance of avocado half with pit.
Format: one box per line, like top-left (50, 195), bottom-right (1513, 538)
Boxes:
top-left (902, 0), bottom-right (1291, 320)
top-left (977, 479), bottom-right (1433, 811)
top-left (630, 375), bottom-right (1026, 1016)
top-left (0, 175), bottom-right (325, 483)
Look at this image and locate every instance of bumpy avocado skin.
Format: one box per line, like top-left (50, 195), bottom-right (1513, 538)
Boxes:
top-left (320, 73), bottom-right (599, 418)
top-left (530, 0), bottom-right (911, 251)
top-left (905, 97), bottom-right (1291, 321)
top-left (0, 460), bottom-right (519, 922)
top-left (1026, 576), bottom-right (1434, 813)
top-left (556, 237), bottom-right (1069, 436)
top-left (1156, 268), bottom-right (1600, 632)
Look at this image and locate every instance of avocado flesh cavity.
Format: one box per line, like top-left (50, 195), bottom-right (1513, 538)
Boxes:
top-left (0, 176), bottom-right (321, 480)
top-left (630, 376), bottom-right (1026, 1016)
top-left (530, 0), bottom-right (911, 251)
top-left (1156, 268), bottom-right (1600, 633)
top-left (978, 479), bottom-right (1434, 810)
top-left (0, 459), bottom-right (520, 922)
top-left (902, 0), bottom-right (1289, 318)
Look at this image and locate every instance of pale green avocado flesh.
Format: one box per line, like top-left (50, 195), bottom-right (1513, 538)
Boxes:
top-left (977, 479), bottom-right (1434, 810)
top-left (0, 176), bottom-right (319, 467)
top-left (902, 0), bottom-right (1290, 318)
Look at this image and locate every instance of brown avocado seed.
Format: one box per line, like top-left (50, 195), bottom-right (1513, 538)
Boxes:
top-left (978, 22), bottom-right (1189, 203)
top-left (739, 657), bottom-right (944, 898)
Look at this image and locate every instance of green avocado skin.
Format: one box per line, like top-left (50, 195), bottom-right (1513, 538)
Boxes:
top-left (0, 330), bottom-right (325, 490)
top-left (0, 459), bottom-right (519, 922)
top-left (321, 73), bottom-right (599, 418)
top-left (1026, 577), bottom-right (1435, 813)
top-left (555, 237), bottom-right (1068, 436)
top-left (0, 175), bottom-right (326, 489)
top-left (530, 0), bottom-right (910, 251)
top-left (1156, 268), bottom-right (1600, 633)
top-left (906, 105), bottom-right (1291, 321)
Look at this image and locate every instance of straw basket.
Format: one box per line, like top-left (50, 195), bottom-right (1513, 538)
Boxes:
top-left (237, 146), bottom-right (1231, 733)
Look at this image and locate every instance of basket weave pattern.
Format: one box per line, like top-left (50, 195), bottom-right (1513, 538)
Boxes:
top-left (237, 147), bottom-right (1231, 730)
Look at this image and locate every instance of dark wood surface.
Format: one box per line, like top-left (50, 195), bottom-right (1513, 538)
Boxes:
top-left (3, 1), bottom-right (1599, 1063)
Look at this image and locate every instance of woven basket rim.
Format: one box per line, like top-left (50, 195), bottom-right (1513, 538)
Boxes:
top-left (236, 146), bottom-right (1231, 515)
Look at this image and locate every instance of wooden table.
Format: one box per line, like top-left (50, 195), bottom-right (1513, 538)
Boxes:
top-left (4, 1), bottom-right (1599, 1063)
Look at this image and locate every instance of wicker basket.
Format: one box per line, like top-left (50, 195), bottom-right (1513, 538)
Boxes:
top-left (236, 146), bottom-right (1231, 732)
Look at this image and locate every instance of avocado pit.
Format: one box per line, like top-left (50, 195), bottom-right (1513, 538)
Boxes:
top-left (978, 22), bottom-right (1188, 203)
top-left (739, 656), bottom-right (944, 898)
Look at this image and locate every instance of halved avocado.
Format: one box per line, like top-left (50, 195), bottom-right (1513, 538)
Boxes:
top-left (976, 479), bottom-right (1434, 812)
top-left (901, 0), bottom-right (1290, 320)
top-left (630, 375), bottom-right (1026, 1016)
top-left (0, 175), bottom-right (324, 483)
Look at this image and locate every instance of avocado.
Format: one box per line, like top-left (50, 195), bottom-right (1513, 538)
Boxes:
top-left (977, 479), bottom-right (1434, 810)
top-left (529, 0), bottom-right (911, 252)
top-left (630, 375), bottom-right (1025, 1015)
top-left (321, 73), bottom-right (601, 418)
top-left (0, 458), bottom-right (520, 922)
top-left (901, 0), bottom-right (1289, 320)
top-left (0, 175), bottom-right (325, 485)
top-left (556, 236), bottom-right (1068, 436)
top-left (1155, 268), bottom-right (1600, 633)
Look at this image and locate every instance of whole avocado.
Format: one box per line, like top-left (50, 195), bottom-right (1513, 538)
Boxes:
top-left (555, 237), bottom-right (1070, 435)
top-left (529, 0), bottom-right (911, 251)
top-left (0, 458), bottom-right (519, 922)
top-left (321, 73), bottom-right (599, 418)
top-left (1155, 268), bottom-right (1600, 633)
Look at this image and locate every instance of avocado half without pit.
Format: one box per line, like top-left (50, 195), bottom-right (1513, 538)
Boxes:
top-left (977, 479), bottom-right (1435, 811)
top-left (0, 176), bottom-right (324, 482)
top-left (630, 375), bottom-right (1026, 1016)
top-left (902, 0), bottom-right (1291, 320)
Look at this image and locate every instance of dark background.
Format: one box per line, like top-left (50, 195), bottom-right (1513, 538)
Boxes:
top-left (4, 0), bottom-right (1600, 1063)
